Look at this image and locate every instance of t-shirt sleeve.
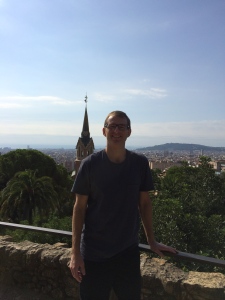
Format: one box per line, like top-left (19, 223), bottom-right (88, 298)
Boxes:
top-left (71, 159), bottom-right (90, 195)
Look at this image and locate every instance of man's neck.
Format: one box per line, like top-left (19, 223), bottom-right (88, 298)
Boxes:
top-left (105, 146), bottom-right (127, 163)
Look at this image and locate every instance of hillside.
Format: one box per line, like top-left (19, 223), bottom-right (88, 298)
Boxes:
top-left (136, 143), bottom-right (225, 152)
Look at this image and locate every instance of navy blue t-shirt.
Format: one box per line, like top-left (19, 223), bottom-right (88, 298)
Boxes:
top-left (71, 150), bottom-right (154, 261)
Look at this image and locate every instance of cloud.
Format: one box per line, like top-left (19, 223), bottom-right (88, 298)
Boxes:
top-left (0, 120), bottom-right (103, 137)
top-left (132, 120), bottom-right (225, 139)
top-left (1, 119), bottom-right (225, 142)
top-left (93, 93), bottom-right (116, 103)
top-left (0, 120), bottom-right (80, 136)
top-left (93, 87), bottom-right (168, 103)
top-left (1, 119), bottom-right (225, 148)
top-left (124, 88), bottom-right (167, 99)
top-left (0, 103), bottom-right (22, 108)
top-left (0, 95), bottom-right (81, 108)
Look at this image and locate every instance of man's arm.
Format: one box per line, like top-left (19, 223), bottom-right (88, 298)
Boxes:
top-left (138, 191), bottom-right (177, 257)
top-left (69, 193), bottom-right (88, 282)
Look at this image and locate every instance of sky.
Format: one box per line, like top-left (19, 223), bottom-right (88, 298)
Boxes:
top-left (0, 0), bottom-right (225, 149)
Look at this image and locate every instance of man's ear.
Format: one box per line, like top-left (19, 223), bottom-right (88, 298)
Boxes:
top-left (102, 128), bottom-right (106, 136)
top-left (127, 129), bottom-right (131, 137)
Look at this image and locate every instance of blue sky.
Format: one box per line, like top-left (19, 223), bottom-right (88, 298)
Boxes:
top-left (0, 0), bottom-right (225, 148)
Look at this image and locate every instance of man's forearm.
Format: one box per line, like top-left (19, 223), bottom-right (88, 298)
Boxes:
top-left (139, 192), bottom-right (156, 245)
top-left (70, 194), bottom-right (88, 282)
top-left (71, 201), bottom-right (86, 255)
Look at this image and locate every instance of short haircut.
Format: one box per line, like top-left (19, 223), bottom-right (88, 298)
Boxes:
top-left (104, 111), bottom-right (131, 129)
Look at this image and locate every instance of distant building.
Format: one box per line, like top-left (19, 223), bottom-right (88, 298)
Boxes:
top-left (163, 150), bottom-right (169, 157)
top-left (63, 159), bottom-right (74, 172)
top-left (209, 160), bottom-right (225, 173)
top-left (74, 96), bottom-right (94, 176)
top-left (149, 160), bottom-right (182, 171)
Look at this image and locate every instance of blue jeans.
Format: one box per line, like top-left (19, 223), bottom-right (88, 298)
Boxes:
top-left (79, 245), bottom-right (141, 300)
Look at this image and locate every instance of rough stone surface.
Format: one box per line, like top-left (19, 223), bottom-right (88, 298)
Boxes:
top-left (0, 283), bottom-right (53, 300)
top-left (0, 236), bottom-right (225, 300)
top-left (181, 272), bottom-right (225, 300)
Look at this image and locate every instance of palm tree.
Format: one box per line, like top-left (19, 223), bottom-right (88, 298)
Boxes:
top-left (0, 169), bottom-right (59, 224)
top-left (0, 157), bottom-right (15, 190)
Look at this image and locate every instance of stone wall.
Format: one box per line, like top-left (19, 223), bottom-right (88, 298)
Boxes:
top-left (0, 235), bottom-right (225, 300)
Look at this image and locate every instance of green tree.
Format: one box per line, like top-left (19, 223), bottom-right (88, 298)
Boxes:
top-left (0, 149), bottom-right (68, 189)
top-left (150, 156), bottom-right (225, 263)
top-left (0, 169), bottom-right (59, 224)
top-left (0, 157), bottom-right (15, 190)
top-left (0, 149), bottom-right (74, 218)
top-left (150, 169), bottom-right (162, 191)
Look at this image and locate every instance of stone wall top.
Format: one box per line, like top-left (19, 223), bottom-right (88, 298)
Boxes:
top-left (0, 236), bottom-right (225, 300)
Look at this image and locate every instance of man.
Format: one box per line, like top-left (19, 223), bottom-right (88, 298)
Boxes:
top-left (70, 111), bottom-right (176, 300)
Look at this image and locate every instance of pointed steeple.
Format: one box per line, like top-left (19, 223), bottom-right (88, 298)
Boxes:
top-left (81, 96), bottom-right (90, 141)
top-left (74, 95), bottom-right (95, 175)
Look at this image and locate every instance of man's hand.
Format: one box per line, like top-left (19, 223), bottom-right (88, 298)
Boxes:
top-left (70, 253), bottom-right (86, 283)
top-left (149, 240), bottom-right (177, 258)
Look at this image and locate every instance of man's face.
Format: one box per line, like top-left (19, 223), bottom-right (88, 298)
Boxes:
top-left (102, 115), bottom-right (131, 145)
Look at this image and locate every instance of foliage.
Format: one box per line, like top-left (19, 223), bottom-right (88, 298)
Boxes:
top-left (0, 149), bottom-right (74, 224)
top-left (142, 156), bottom-right (225, 272)
top-left (150, 169), bottom-right (162, 191)
top-left (1, 151), bottom-right (225, 273)
top-left (0, 149), bottom-right (72, 189)
top-left (1, 215), bottom-right (72, 246)
top-left (0, 170), bottom-right (59, 224)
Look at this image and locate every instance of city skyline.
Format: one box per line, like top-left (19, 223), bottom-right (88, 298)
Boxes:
top-left (0, 0), bottom-right (225, 148)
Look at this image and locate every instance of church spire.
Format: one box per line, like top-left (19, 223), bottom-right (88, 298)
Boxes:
top-left (81, 95), bottom-right (90, 138)
top-left (74, 95), bottom-right (95, 175)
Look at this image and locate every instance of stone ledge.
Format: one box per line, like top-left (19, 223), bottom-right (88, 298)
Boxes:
top-left (0, 236), bottom-right (225, 300)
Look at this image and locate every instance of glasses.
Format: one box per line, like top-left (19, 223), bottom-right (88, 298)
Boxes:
top-left (104, 124), bottom-right (130, 131)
